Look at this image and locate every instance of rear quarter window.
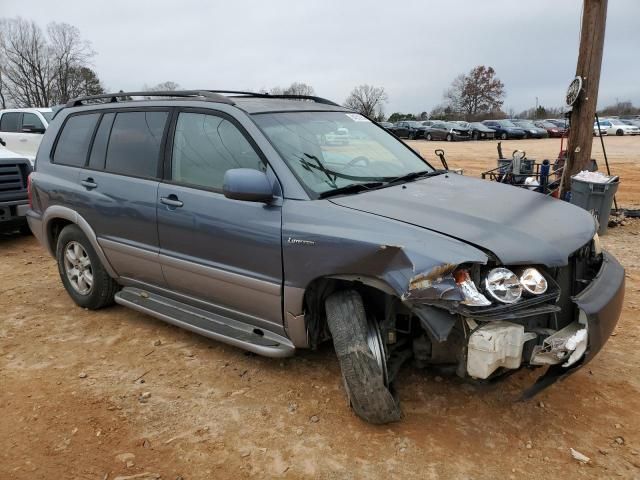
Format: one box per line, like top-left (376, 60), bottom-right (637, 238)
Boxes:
top-left (105, 111), bottom-right (168, 178)
top-left (53, 113), bottom-right (101, 167)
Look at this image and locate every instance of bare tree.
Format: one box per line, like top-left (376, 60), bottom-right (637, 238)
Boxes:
top-left (0, 17), bottom-right (98, 106)
top-left (445, 66), bottom-right (505, 120)
top-left (269, 81), bottom-right (315, 96)
top-left (48, 22), bottom-right (95, 103)
top-left (343, 85), bottom-right (388, 120)
top-left (146, 81), bottom-right (180, 91)
top-left (0, 67), bottom-right (7, 108)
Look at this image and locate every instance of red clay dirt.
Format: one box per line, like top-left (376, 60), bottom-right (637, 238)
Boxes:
top-left (1, 137), bottom-right (639, 479)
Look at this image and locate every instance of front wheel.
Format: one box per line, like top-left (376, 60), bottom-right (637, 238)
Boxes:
top-left (325, 290), bottom-right (401, 424)
top-left (472, 131), bottom-right (479, 140)
top-left (616, 129), bottom-right (624, 136)
top-left (426, 133), bottom-right (433, 141)
top-left (56, 224), bottom-right (119, 310)
top-left (500, 132), bottom-right (508, 140)
top-left (446, 133), bottom-right (453, 142)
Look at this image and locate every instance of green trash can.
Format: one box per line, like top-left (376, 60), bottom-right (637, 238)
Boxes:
top-left (570, 175), bottom-right (619, 235)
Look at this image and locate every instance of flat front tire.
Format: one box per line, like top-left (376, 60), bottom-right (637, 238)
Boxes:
top-left (325, 290), bottom-right (401, 424)
top-left (56, 224), bottom-right (118, 310)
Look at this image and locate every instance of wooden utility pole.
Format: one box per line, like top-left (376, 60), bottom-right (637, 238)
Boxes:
top-left (562, 0), bottom-right (608, 192)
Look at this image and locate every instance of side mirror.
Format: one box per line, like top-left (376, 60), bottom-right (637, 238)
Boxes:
top-left (223, 168), bottom-right (273, 202)
top-left (22, 124), bottom-right (46, 134)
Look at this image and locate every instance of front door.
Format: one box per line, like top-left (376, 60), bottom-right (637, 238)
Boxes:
top-left (157, 109), bottom-right (283, 330)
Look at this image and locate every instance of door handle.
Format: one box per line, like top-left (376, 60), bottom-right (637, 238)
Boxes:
top-left (160, 195), bottom-right (184, 208)
top-left (81, 178), bottom-right (97, 189)
top-left (19, 138), bottom-right (28, 142)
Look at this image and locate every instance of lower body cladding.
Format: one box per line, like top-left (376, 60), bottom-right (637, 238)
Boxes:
top-left (409, 251), bottom-right (624, 396)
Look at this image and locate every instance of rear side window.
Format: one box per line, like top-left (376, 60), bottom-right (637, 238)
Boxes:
top-left (105, 111), bottom-right (168, 178)
top-left (171, 112), bottom-right (264, 190)
top-left (54, 113), bottom-right (100, 166)
top-left (22, 112), bottom-right (45, 130)
top-left (0, 112), bottom-right (21, 132)
top-left (88, 113), bottom-right (115, 170)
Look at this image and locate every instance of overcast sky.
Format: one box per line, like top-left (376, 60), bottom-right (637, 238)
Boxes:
top-left (3, 0), bottom-right (639, 114)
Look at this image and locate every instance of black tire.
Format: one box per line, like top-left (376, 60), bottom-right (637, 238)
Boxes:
top-left (500, 132), bottom-right (508, 140)
top-left (472, 131), bottom-right (479, 140)
top-left (426, 133), bottom-right (433, 141)
top-left (325, 290), bottom-right (401, 424)
top-left (56, 224), bottom-right (118, 310)
top-left (616, 129), bottom-right (624, 136)
top-left (446, 133), bottom-right (453, 142)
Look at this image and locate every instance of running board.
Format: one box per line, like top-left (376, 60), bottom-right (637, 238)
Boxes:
top-left (115, 287), bottom-right (295, 358)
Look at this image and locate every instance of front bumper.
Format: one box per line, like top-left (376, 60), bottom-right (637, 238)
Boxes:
top-left (523, 250), bottom-right (625, 397)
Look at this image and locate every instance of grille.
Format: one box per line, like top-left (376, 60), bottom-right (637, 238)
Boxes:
top-left (0, 163), bottom-right (26, 193)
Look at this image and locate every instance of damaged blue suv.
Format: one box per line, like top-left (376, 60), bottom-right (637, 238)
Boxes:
top-left (27, 90), bottom-right (624, 424)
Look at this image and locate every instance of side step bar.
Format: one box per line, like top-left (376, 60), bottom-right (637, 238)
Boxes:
top-left (115, 287), bottom-right (295, 358)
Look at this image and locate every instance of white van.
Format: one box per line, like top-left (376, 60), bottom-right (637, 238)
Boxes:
top-left (0, 108), bottom-right (53, 163)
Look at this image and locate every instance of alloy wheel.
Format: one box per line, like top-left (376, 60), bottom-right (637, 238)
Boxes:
top-left (63, 241), bottom-right (93, 295)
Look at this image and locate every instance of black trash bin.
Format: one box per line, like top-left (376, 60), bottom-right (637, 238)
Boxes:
top-left (570, 174), bottom-right (619, 235)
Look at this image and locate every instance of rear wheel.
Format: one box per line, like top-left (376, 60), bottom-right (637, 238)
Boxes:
top-left (500, 132), bottom-right (508, 140)
top-left (446, 133), bottom-right (453, 142)
top-left (472, 131), bottom-right (479, 140)
top-left (325, 290), bottom-right (401, 424)
top-left (426, 133), bottom-right (433, 141)
top-left (56, 224), bottom-right (118, 310)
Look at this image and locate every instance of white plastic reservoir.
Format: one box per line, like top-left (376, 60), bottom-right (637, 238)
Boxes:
top-left (467, 321), bottom-right (526, 379)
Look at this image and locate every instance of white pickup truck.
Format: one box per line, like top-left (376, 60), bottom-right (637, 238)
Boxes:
top-left (0, 108), bottom-right (53, 163)
top-left (0, 145), bottom-right (32, 233)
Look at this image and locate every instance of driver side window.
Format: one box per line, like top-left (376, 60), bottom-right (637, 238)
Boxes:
top-left (171, 112), bottom-right (265, 190)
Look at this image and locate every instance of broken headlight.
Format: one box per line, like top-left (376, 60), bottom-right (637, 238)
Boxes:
top-left (518, 268), bottom-right (548, 295)
top-left (454, 270), bottom-right (491, 306)
top-left (484, 268), bottom-right (522, 304)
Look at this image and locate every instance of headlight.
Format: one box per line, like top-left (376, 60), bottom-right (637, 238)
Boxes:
top-left (592, 232), bottom-right (602, 255)
top-left (454, 270), bottom-right (491, 306)
top-left (518, 268), bottom-right (548, 295)
top-left (484, 268), bottom-right (522, 304)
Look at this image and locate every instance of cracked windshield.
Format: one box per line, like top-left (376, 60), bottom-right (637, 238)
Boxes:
top-left (253, 111), bottom-right (433, 196)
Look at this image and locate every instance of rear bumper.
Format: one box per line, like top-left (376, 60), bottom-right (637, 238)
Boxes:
top-left (523, 250), bottom-right (625, 397)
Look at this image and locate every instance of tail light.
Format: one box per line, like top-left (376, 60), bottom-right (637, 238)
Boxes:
top-left (27, 173), bottom-right (33, 209)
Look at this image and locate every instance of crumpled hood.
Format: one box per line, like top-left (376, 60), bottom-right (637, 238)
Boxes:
top-left (330, 173), bottom-right (596, 266)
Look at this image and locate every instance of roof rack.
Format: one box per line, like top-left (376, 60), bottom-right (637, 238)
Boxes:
top-left (204, 90), bottom-right (341, 107)
top-left (66, 90), bottom-right (235, 108)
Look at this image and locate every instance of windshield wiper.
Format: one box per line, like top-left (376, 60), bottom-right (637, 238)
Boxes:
top-left (384, 170), bottom-right (444, 185)
top-left (318, 182), bottom-right (385, 199)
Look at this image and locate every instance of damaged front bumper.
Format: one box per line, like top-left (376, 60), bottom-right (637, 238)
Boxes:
top-left (523, 250), bottom-right (625, 397)
top-left (407, 250), bottom-right (625, 397)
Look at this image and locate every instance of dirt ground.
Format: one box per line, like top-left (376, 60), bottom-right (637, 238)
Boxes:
top-left (1, 137), bottom-right (640, 480)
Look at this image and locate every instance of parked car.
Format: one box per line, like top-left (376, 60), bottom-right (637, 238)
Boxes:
top-left (482, 120), bottom-right (526, 140)
top-left (0, 145), bottom-right (32, 233)
top-left (391, 121), bottom-right (429, 139)
top-left (424, 121), bottom-right (471, 141)
top-left (322, 127), bottom-right (350, 145)
top-left (597, 118), bottom-right (640, 136)
top-left (468, 122), bottom-right (496, 140)
top-left (0, 108), bottom-right (53, 163)
top-left (28, 90), bottom-right (624, 424)
top-left (379, 121), bottom-right (394, 130)
top-left (593, 122), bottom-right (608, 136)
top-left (545, 118), bottom-right (570, 130)
top-left (534, 120), bottom-right (566, 138)
top-left (621, 119), bottom-right (640, 128)
top-left (511, 120), bottom-right (549, 139)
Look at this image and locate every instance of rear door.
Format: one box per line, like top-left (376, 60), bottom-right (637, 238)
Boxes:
top-left (0, 112), bottom-right (24, 155)
top-left (157, 109), bottom-right (283, 330)
top-left (74, 109), bottom-right (170, 287)
top-left (20, 112), bottom-right (47, 158)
